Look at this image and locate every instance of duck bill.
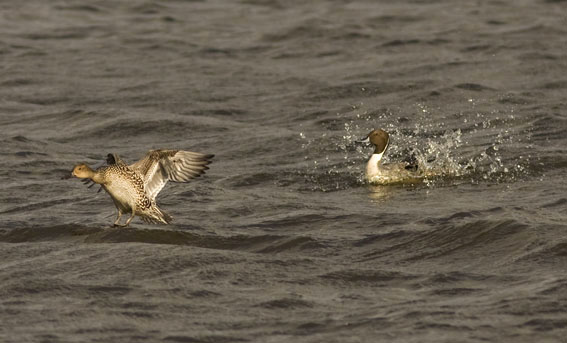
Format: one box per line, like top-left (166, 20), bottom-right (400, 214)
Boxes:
top-left (61, 171), bottom-right (73, 180)
top-left (355, 136), bottom-right (370, 144)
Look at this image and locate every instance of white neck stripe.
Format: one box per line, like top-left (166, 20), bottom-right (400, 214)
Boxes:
top-left (366, 152), bottom-right (383, 180)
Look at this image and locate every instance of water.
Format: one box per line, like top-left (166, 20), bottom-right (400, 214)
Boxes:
top-left (1, 0), bottom-right (566, 342)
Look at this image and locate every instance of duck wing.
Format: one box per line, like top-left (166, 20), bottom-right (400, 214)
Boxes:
top-left (130, 149), bottom-right (214, 201)
top-left (106, 153), bottom-right (126, 165)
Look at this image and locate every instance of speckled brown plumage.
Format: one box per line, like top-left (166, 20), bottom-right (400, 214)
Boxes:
top-left (99, 164), bottom-right (152, 210)
top-left (72, 149), bottom-right (213, 227)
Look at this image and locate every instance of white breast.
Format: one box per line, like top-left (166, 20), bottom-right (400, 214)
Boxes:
top-left (365, 152), bottom-right (384, 181)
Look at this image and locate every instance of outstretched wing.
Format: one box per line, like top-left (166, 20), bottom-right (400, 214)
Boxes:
top-left (130, 149), bottom-right (214, 201)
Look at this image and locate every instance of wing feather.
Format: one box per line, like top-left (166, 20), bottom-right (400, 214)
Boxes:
top-left (130, 149), bottom-right (214, 201)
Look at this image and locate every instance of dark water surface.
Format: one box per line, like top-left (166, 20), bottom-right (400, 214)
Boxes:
top-left (1, 0), bottom-right (567, 342)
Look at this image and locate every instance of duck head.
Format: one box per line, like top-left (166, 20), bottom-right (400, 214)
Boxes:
top-left (358, 129), bottom-right (390, 154)
top-left (71, 163), bottom-right (95, 179)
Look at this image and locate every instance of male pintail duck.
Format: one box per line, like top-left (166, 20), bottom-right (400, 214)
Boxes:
top-left (358, 129), bottom-right (421, 184)
top-left (71, 149), bottom-right (213, 227)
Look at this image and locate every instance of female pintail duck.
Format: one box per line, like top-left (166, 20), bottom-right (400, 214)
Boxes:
top-left (71, 149), bottom-right (214, 227)
top-left (358, 129), bottom-right (422, 184)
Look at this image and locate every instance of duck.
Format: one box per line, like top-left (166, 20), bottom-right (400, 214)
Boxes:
top-left (70, 149), bottom-right (214, 227)
top-left (358, 129), bottom-right (422, 184)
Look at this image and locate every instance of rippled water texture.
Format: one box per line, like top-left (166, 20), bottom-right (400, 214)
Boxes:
top-left (1, 0), bottom-right (566, 342)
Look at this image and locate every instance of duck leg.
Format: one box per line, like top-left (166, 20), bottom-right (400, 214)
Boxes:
top-left (113, 209), bottom-right (123, 227)
top-left (124, 212), bottom-right (136, 227)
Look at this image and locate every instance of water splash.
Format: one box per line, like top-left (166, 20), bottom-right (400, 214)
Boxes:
top-left (298, 102), bottom-right (535, 191)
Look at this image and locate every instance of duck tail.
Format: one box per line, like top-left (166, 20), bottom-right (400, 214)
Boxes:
top-left (404, 148), bottom-right (419, 171)
top-left (141, 206), bottom-right (173, 224)
top-left (160, 208), bottom-right (173, 224)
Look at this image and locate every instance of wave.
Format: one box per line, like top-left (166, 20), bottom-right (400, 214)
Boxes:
top-left (53, 118), bottom-right (225, 144)
top-left (356, 218), bottom-right (533, 265)
top-left (0, 225), bottom-right (326, 254)
top-left (320, 269), bottom-right (419, 285)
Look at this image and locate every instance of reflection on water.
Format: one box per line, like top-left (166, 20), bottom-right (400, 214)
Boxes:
top-left (366, 184), bottom-right (395, 201)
